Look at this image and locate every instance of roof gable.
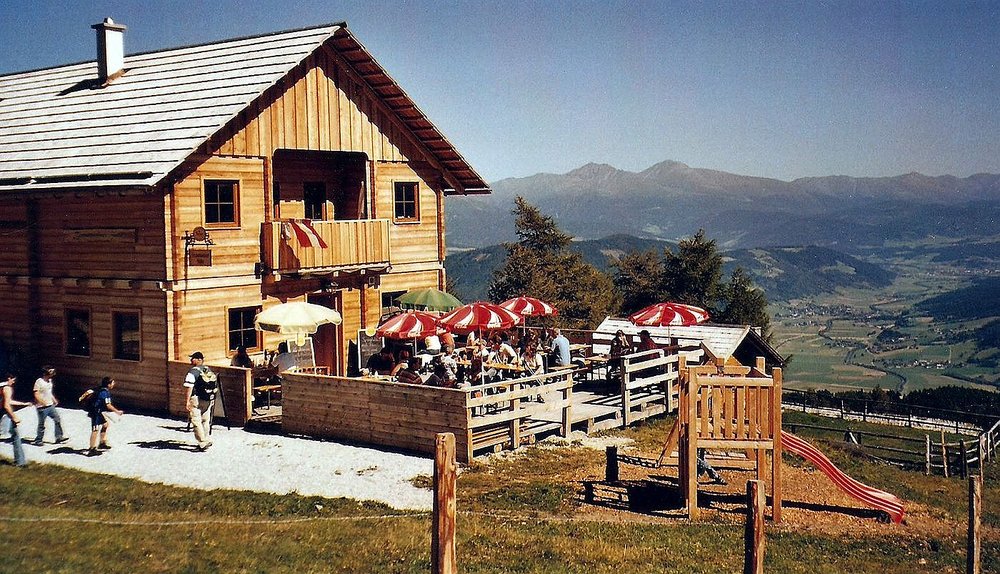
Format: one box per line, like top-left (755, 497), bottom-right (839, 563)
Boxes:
top-left (0, 23), bottom-right (490, 195)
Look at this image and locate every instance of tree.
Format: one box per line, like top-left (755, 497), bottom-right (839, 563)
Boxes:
top-left (716, 267), bottom-right (771, 335)
top-left (612, 229), bottom-right (771, 335)
top-left (612, 249), bottom-right (663, 314)
top-left (489, 197), bottom-right (616, 329)
top-left (660, 229), bottom-right (723, 311)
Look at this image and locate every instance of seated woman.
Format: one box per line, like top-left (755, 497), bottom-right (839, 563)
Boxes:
top-left (365, 347), bottom-right (395, 376)
top-left (390, 348), bottom-right (413, 377)
top-left (423, 363), bottom-right (451, 388)
top-left (519, 343), bottom-right (544, 377)
top-left (231, 345), bottom-right (254, 369)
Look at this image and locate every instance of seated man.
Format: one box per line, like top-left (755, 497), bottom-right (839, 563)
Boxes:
top-left (271, 342), bottom-right (297, 373)
top-left (365, 347), bottom-right (396, 376)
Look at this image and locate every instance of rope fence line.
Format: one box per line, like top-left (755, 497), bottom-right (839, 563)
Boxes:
top-left (0, 509), bottom-right (690, 528)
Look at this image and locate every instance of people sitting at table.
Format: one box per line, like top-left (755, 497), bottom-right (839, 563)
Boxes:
top-left (395, 357), bottom-right (423, 385)
top-left (365, 347), bottom-right (395, 376)
top-left (271, 342), bottom-right (297, 373)
top-left (489, 333), bottom-right (518, 366)
top-left (434, 352), bottom-right (459, 387)
top-left (231, 345), bottom-right (254, 368)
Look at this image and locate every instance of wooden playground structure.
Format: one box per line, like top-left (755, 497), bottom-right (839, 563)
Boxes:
top-left (658, 356), bottom-right (784, 521)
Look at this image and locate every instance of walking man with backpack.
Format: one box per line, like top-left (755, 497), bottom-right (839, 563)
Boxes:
top-left (183, 352), bottom-right (217, 451)
top-left (82, 377), bottom-right (124, 457)
top-left (33, 366), bottom-right (68, 446)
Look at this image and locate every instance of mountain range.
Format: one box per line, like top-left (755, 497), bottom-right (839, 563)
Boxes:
top-left (445, 161), bottom-right (1000, 251)
top-left (445, 235), bottom-right (895, 304)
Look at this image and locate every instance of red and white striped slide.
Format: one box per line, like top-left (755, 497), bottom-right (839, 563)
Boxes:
top-left (781, 431), bottom-right (905, 524)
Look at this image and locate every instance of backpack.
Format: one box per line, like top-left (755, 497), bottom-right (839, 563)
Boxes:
top-left (192, 367), bottom-right (219, 401)
top-left (78, 387), bottom-right (102, 411)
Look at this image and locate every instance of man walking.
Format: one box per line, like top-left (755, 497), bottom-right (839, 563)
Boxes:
top-left (183, 352), bottom-right (217, 451)
top-left (2, 372), bottom-right (32, 467)
top-left (33, 366), bottom-right (68, 446)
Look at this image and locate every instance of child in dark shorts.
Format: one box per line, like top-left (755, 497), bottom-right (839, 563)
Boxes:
top-left (86, 377), bottom-right (124, 457)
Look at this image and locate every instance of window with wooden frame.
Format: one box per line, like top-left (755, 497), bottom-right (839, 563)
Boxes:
top-left (112, 310), bottom-right (141, 362)
top-left (228, 306), bottom-right (261, 352)
top-left (65, 308), bottom-right (91, 357)
top-left (393, 181), bottom-right (419, 222)
top-left (204, 179), bottom-right (239, 226)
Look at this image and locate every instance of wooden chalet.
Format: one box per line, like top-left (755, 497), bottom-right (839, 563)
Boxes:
top-left (0, 19), bottom-right (490, 410)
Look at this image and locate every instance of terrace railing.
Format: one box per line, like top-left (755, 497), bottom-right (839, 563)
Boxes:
top-left (261, 219), bottom-right (390, 274)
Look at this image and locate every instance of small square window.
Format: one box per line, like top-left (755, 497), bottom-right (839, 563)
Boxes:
top-left (65, 308), bottom-right (91, 357)
top-left (205, 180), bottom-right (239, 226)
top-left (393, 182), bottom-right (419, 221)
top-left (112, 311), bottom-right (141, 362)
top-left (228, 306), bottom-right (261, 351)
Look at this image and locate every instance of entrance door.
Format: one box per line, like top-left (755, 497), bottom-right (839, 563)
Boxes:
top-left (307, 292), bottom-right (343, 375)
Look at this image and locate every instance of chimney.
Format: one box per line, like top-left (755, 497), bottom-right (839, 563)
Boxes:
top-left (92, 17), bottom-right (127, 83)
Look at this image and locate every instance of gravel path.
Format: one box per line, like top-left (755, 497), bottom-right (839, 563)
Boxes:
top-left (2, 408), bottom-right (435, 511)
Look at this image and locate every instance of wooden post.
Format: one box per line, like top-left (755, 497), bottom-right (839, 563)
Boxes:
top-left (561, 373), bottom-right (573, 437)
top-left (744, 480), bottom-right (765, 574)
top-left (942, 430), bottom-right (950, 478)
top-left (771, 367), bottom-right (783, 523)
top-left (968, 475), bottom-right (981, 574)
top-left (925, 435), bottom-right (931, 476)
top-left (961, 440), bottom-right (969, 480)
top-left (840, 400), bottom-right (845, 419)
top-left (978, 438), bottom-right (986, 481)
top-left (863, 401), bottom-right (868, 422)
top-left (432, 433), bottom-right (457, 574)
top-left (622, 363), bottom-right (632, 426)
top-left (686, 369), bottom-right (700, 519)
top-left (606, 445), bottom-right (619, 483)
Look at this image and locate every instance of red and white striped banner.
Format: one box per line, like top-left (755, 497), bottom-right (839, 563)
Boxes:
top-left (287, 219), bottom-right (328, 249)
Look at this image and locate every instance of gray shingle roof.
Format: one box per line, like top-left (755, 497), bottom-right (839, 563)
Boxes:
top-left (0, 23), bottom-right (490, 194)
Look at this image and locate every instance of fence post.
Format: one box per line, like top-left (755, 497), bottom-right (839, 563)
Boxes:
top-left (606, 445), bottom-right (619, 483)
top-left (907, 407), bottom-right (913, 428)
top-left (968, 475), bottom-right (981, 574)
top-left (925, 435), bottom-right (931, 476)
top-left (978, 438), bottom-right (985, 481)
top-left (942, 430), bottom-right (950, 479)
top-left (744, 480), bottom-right (765, 574)
top-left (961, 440), bottom-right (969, 480)
top-left (432, 433), bottom-right (457, 574)
top-left (863, 401), bottom-right (868, 422)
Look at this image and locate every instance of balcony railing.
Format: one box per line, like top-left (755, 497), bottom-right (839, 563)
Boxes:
top-left (262, 219), bottom-right (390, 274)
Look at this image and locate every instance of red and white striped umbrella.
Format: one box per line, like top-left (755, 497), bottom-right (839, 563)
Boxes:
top-left (499, 296), bottom-right (558, 317)
top-left (436, 302), bottom-right (522, 335)
top-left (375, 311), bottom-right (443, 340)
top-left (628, 302), bottom-right (710, 327)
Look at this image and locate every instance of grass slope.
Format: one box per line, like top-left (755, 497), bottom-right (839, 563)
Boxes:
top-left (2, 412), bottom-right (996, 573)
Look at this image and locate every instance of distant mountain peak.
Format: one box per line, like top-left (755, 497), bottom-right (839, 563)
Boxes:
top-left (566, 162), bottom-right (620, 179)
top-left (641, 160), bottom-right (691, 174)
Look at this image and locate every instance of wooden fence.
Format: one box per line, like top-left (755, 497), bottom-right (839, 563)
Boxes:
top-left (620, 348), bottom-right (686, 426)
top-left (281, 370), bottom-right (576, 462)
top-left (783, 420), bottom-right (997, 480)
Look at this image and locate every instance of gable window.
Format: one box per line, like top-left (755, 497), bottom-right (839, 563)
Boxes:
top-left (304, 182), bottom-right (326, 220)
top-left (393, 182), bottom-right (419, 222)
top-left (204, 179), bottom-right (239, 226)
top-left (65, 308), bottom-right (91, 357)
top-left (228, 306), bottom-right (261, 351)
top-left (112, 311), bottom-right (141, 362)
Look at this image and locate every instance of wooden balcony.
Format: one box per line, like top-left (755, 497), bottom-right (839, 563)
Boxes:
top-left (261, 219), bottom-right (390, 274)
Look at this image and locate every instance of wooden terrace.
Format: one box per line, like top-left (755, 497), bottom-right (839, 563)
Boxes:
top-left (199, 346), bottom-right (702, 462)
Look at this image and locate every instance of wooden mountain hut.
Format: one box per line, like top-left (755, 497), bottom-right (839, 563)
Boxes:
top-left (0, 19), bottom-right (490, 411)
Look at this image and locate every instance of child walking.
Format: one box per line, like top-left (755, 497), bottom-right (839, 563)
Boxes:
top-left (84, 377), bottom-right (124, 457)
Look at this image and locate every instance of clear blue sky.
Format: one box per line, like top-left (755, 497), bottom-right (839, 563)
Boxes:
top-left (2, 0), bottom-right (998, 182)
